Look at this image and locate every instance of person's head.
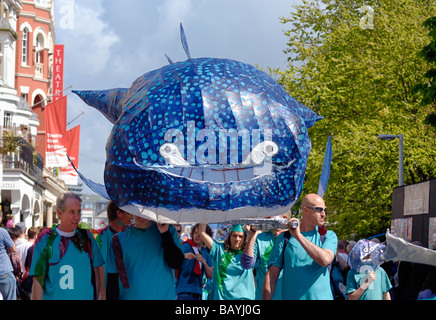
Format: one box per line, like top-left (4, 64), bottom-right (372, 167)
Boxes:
top-left (224, 225), bottom-right (246, 251)
top-left (106, 201), bottom-right (131, 225)
top-left (132, 214), bottom-right (152, 229)
top-left (5, 214), bottom-right (14, 228)
top-left (338, 240), bottom-right (348, 253)
top-left (7, 227), bottom-right (21, 242)
top-left (191, 223), bottom-right (212, 246)
top-left (15, 222), bottom-right (26, 236)
top-left (27, 226), bottom-right (38, 240)
top-left (301, 193), bottom-right (327, 229)
top-left (56, 192), bottom-right (82, 232)
top-left (173, 224), bottom-right (182, 238)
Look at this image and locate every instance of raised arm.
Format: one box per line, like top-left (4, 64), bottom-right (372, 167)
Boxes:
top-left (243, 225), bottom-right (260, 258)
top-left (241, 225), bottom-right (260, 269)
top-left (198, 224), bottom-right (213, 250)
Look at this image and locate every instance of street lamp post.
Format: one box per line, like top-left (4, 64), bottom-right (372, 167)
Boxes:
top-left (377, 134), bottom-right (404, 186)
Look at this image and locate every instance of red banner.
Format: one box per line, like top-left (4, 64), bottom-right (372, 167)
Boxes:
top-left (45, 95), bottom-right (67, 167)
top-left (53, 44), bottom-right (64, 101)
top-left (59, 125), bottom-right (80, 185)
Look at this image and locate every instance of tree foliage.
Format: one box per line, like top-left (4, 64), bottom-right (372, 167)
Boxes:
top-left (278, 0), bottom-right (436, 240)
top-left (412, 16), bottom-right (436, 127)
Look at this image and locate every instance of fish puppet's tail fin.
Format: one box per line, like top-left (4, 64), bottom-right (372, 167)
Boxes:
top-left (73, 88), bottom-right (129, 124)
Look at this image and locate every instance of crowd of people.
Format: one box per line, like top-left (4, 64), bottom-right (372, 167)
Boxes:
top-left (0, 192), bottom-right (435, 300)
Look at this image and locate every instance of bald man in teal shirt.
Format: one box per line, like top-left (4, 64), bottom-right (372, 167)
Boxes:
top-left (264, 194), bottom-right (338, 300)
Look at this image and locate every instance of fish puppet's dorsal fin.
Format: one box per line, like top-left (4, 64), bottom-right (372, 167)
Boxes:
top-left (73, 88), bottom-right (129, 124)
top-left (180, 23), bottom-right (191, 60)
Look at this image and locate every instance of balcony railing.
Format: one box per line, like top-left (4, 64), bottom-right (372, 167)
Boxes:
top-left (1, 137), bottom-right (44, 184)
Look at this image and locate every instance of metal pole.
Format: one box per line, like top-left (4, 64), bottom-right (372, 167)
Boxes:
top-left (30, 85), bottom-right (73, 108)
top-left (399, 134), bottom-right (404, 186)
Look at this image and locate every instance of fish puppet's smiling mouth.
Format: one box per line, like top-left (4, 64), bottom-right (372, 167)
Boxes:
top-left (130, 138), bottom-right (293, 184)
top-left (141, 140), bottom-right (297, 184)
top-left (129, 136), bottom-right (295, 184)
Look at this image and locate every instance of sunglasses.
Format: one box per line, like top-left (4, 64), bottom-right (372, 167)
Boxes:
top-left (306, 206), bottom-right (327, 213)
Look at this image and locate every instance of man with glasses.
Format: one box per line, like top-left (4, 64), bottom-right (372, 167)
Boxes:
top-left (263, 193), bottom-right (338, 300)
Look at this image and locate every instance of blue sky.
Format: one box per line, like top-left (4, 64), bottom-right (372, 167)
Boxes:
top-left (53, 0), bottom-right (298, 193)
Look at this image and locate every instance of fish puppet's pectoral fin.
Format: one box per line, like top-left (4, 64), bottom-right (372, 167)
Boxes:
top-left (73, 88), bottom-right (129, 124)
top-left (66, 155), bottom-right (110, 200)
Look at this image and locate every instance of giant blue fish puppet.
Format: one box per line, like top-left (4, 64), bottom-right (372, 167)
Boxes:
top-left (73, 25), bottom-right (322, 224)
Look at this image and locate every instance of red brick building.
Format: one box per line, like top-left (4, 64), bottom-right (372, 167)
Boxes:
top-left (15, 0), bottom-right (55, 162)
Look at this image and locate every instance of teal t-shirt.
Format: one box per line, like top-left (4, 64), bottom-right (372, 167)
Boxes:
top-left (268, 227), bottom-right (338, 300)
top-left (209, 240), bottom-right (255, 300)
top-left (29, 227), bottom-right (104, 300)
top-left (253, 231), bottom-right (283, 300)
top-left (96, 226), bottom-right (116, 265)
top-left (346, 267), bottom-right (392, 300)
top-left (94, 226), bottom-right (118, 287)
top-left (106, 223), bottom-right (183, 300)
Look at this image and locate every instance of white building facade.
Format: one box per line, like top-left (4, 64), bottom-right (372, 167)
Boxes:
top-left (0, 0), bottom-right (67, 229)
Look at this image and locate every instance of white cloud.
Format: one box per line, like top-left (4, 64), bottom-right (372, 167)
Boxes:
top-left (56, 0), bottom-right (120, 77)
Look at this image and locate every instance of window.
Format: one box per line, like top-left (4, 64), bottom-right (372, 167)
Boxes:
top-left (4, 112), bottom-right (12, 129)
top-left (36, 34), bottom-right (44, 64)
top-left (22, 28), bottom-right (28, 65)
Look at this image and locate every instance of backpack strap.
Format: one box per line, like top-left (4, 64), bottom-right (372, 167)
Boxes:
top-left (280, 231), bottom-right (291, 265)
top-left (77, 228), bottom-right (97, 300)
top-left (283, 230), bottom-right (291, 250)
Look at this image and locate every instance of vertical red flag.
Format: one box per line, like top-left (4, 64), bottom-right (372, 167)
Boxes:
top-left (59, 125), bottom-right (80, 185)
top-left (45, 95), bottom-right (68, 167)
top-left (53, 44), bottom-right (64, 101)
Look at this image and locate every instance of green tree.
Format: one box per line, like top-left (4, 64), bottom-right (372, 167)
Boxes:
top-left (413, 16), bottom-right (436, 127)
top-left (278, 0), bottom-right (436, 239)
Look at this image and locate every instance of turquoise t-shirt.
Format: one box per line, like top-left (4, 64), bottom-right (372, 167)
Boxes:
top-left (94, 226), bottom-right (118, 287)
top-left (29, 228), bottom-right (104, 300)
top-left (346, 267), bottom-right (392, 300)
top-left (268, 227), bottom-right (338, 300)
top-left (106, 223), bottom-right (183, 300)
top-left (97, 226), bottom-right (116, 265)
top-left (209, 240), bottom-right (255, 300)
top-left (253, 231), bottom-right (283, 300)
